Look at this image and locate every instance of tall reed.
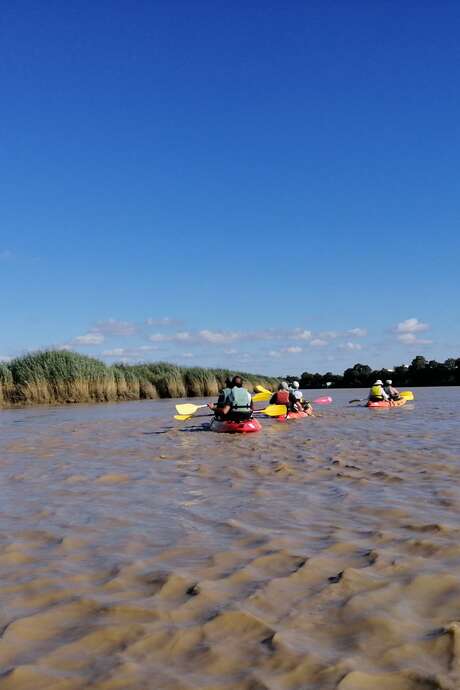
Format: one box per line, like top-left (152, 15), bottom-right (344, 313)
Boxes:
top-left (0, 350), bottom-right (279, 408)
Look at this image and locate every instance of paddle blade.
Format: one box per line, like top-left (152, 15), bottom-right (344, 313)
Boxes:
top-left (175, 403), bottom-right (206, 415)
top-left (255, 385), bottom-right (272, 394)
top-left (174, 414), bottom-right (194, 421)
top-left (258, 404), bottom-right (287, 417)
top-left (400, 391), bottom-right (414, 400)
top-left (348, 399), bottom-right (362, 404)
top-left (313, 396), bottom-right (332, 405)
top-left (252, 391), bottom-right (272, 403)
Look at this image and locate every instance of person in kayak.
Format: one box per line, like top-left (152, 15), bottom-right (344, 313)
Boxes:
top-left (290, 381), bottom-right (313, 415)
top-left (270, 381), bottom-right (291, 407)
top-left (227, 376), bottom-right (253, 421)
top-left (384, 379), bottom-right (401, 401)
top-left (368, 379), bottom-right (389, 402)
top-left (207, 377), bottom-right (233, 419)
top-left (209, 376), bottom-right (253, 421)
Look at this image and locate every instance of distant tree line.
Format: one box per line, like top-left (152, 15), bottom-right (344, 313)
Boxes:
top-left (286, 356), bottom-right (460, 389)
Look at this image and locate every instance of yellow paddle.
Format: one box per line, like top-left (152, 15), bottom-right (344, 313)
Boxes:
top-left (252, 391), bottom-right (272, 402)
top-left (174, 403), bottom-right (287, 422)
top-left (400, 391), bottom-right (414, 400)
top-left (177, 391), bottom-right (273, 415)
top-left (175, 403), bottom-right (208, 415)
top-left (254, 384), bottom-right (272, 394)
top-left (258, 404), bottom-right (287, 416)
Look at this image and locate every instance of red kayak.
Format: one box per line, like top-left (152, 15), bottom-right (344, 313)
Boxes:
top-left (210, 418), bottom-right (262, 433)
top-left (367, 398), bottom-right (407, 409)
top-left (278, 410), bottom-right (310, 421)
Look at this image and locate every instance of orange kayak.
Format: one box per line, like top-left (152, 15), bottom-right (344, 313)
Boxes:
top-left (278, 410), bottom-right (310, 421)
top-left (367, 398), bottom-right (407, 409)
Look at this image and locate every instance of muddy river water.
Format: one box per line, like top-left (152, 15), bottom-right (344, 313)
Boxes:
top-left (0, 387), bottom-right (460, 690)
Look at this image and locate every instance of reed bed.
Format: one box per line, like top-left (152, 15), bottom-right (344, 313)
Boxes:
top-left (0, 350), bottom-right (279, 408)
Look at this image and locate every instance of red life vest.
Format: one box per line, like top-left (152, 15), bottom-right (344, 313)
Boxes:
top-left (275, 390), bottom-right (290, 405)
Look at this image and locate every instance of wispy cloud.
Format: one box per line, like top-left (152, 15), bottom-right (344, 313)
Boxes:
top-left (145, 317), bottom-right (183, 327)
top-left (393, 317), bottom-right (432, 345)
top-left (319, 330), bottom-right (338, 339)
top-left (310, 338), bottom-right (328, 347)
top-left (102, 345), bottom-right (160, 358)
top-left (72, 333), bottom-right (105, 346)
top-left (397, 333), bottom-right (432, 345)
top-left (395, 318), bottom-right (429, 334)
top-left (149, 331), bottom-right (193, 343)
top-left (0, 354), bottom-right (11, 362)
top-left (339, 342), bottom-right (363, 351)
top-left (199, 329), bottom-right (241, 343)
top-left (348, 328), bottom-right (367, 337)
top-left (93, 319), bottom-right (138, 336)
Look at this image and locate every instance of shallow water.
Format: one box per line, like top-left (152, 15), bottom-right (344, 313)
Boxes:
top-left (0, 387), bottom-right (459, 690)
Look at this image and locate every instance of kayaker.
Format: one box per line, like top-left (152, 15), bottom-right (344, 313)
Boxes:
top-left (207, 377), bottom-right (233, 419)
top-left (368, 379), bottom-right (389, 402)
top-left (227, 376), bottom-right (253, 421)
top-left (384, 379), bottom-right (401, 401)
top-left (290, 381), bottom-right (313, 415)
top-left (270, 381), bottom-right (291, 407)
top-left (209, 376), bottom-right (253, 421)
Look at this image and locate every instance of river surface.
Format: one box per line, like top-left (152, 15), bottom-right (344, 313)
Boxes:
top-left (0, 387), bottom-right (459, 690)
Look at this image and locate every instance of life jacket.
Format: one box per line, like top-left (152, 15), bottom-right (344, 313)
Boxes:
top-left (370, 385), bottom-right (384, 400)
top-left (217, 387), bottom-right (232, 406)
top-left (275, 390), bottom-right (290, 405)
top-left (229, 386), bottom-right (252, 411)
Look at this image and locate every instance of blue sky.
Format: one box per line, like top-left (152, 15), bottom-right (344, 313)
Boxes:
top-left (1, 1), bottom-right (459, 374)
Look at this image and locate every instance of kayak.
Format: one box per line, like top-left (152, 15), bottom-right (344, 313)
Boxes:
top-left (278, 410), bottom-right (310, 421)
top-left (367, 398), bottom-right (407, 409)
top-left (210, 418), bottom-right (262, 433)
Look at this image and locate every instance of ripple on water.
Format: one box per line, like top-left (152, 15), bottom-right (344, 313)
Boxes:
top-left (0, 389), bottom-right (460, 689)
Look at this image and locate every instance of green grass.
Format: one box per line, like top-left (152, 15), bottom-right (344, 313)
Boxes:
top-left (0, 350), bottom-right (279, 407)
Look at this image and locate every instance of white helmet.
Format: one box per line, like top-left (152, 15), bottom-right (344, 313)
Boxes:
top-left (385, 379), bottom-right (392, 385)
top-left (292, 381), bottom-right (300, 389)
top-left (280, 381), bottom-right (289, 390)
top-left (375, 380), bottom-right (383, 386)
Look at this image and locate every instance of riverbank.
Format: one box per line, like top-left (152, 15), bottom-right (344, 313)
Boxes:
top-left (0, 350), bottom-right (279, 408)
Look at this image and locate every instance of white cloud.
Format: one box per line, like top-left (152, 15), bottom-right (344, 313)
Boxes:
top-left (291, 329), bottom-right (312, 341)
top-left (282, 346), bottom-right (303, 354)
top-left (348, 328), bottom-right (367, 337)
top-left (145, 317), bottom-right (182, 327)
top-left (395, 318), bottom-right (429, 334)
top-left (181, 352), bottom-right (194, 358)
top-left (198, 329), bottom-right (241, 343)
top-left (340, 342), bottom-right (363, 351)
top-left (269, 350), bottom-right (281, 358)
top-left (310, 338), bottom-right (328, 347)
top-left (149, 331), bottom-right (192, 343)
top-left (73, 333), bottom-right (105, 345)
top-left (319, 330), bottom-right (338, 339)
top-left (102, 345), bottom-right (160, 358)
top-left (93, 319), bottom-right (138, 336)
top-left (397, 333), bottom-right (432, 345)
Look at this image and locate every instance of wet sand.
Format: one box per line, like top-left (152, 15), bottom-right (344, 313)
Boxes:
top-left (1, 387), bottom-right (459, 690)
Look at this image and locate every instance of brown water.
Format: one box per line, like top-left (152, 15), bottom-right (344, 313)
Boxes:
top-left (0, 388), bottom-right (459, 690)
